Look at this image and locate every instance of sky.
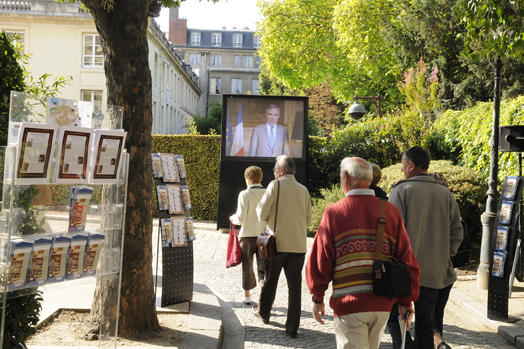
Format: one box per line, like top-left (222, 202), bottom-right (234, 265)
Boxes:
top-left (156, 0), bottom-right (262, 32)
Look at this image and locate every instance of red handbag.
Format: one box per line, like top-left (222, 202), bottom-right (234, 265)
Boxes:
top-left (226, 223), bottom-right (242, 268)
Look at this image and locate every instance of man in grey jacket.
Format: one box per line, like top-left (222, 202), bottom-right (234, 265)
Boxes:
top-left (387, 146), bottom-right (463, 349)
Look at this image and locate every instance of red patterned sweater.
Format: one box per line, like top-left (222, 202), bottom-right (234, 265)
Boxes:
top-left (306, 194), bottom-right (420, 317)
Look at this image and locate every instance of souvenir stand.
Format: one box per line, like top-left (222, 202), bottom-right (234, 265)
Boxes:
top-left (152, 153), bottom-right (195, 306)
top-left (0, 91), bottom-right (129, 348)
top-left (487, 125), bottom-right (524, 321)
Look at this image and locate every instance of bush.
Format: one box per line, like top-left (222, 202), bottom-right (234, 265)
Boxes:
top-left (309, 160), bottom-right (486, 243)
top-left (1, 290), bottom-right (42, 348)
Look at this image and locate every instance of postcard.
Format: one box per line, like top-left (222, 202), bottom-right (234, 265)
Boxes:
top-left (7, 239), bottom-right (34, 290)
top-left (161, 218), bottom-right (173, 247)
top-left (28, 236), bottom-right (53, 287)
top-left (54, 126), bottom-right (94, 184)
top-left (156, 186), bottom-right (168, 211)
top-left (68, 186), bottom-right (94, 232)
top-left (161, 153), bottom-right (179, 182)
top-left (152, 153), bottom-right (164, 178)
top-left (167, 184), bottom-right (183, 214)
top-left (186, 217), bottom-right (196, 241)
top-left (89, 129), bottom-right (127, 184)
top-left (499, 201), bottom-right (513, 225)
top-left (15, 122), bottom-right (57, 184)
top-left (48, 235), bottom-right (71, 283)
top-left (171, 217), bottom-right (187, 247)
top-left (496, 226), bottom-right (509, 251)
top-left (492, 251), bottom-right (507, 277)
top-left (83, 233), bottom-right (105, 277)
top-left (175, 155), bottom-right (187, 179)
top-left (67, 233), bottom-right (88, 280)
top-left (503, 176), bottom-right (519, 200)
top-left (181, 186), bottom-right (191, 210)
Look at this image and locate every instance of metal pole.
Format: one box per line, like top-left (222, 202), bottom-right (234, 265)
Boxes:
top-left (477, 56), bottom-right (503, 289)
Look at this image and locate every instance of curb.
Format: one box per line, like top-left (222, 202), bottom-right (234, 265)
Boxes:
top-left (449, 288), bottom-right (524, 348)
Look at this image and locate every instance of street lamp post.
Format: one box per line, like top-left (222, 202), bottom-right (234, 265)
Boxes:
top-left (347, 94), bottom-right (383, 119)
top-left (477, 56), bottom-right (503, 289)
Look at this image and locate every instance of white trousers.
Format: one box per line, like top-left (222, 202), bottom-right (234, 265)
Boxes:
top-left (334, 311), bottom-right (389, 349)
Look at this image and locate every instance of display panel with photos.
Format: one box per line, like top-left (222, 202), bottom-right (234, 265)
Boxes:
top-left (221, 95), bottom-right (308, 159)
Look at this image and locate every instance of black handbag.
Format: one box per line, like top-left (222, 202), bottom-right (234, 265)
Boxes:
top-left (256, 181), bottom-right (280, 260)
top-left (372, 200), bottom-right (412, 299)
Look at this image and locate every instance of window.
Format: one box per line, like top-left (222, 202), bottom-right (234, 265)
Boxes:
top-left (210, 55), bottom-right (221, 67)
top-left (242, 56), bottom-right (253, 68)
top-left (83, 34), bottom-right (103, 68)
top-left (231, 79), bottom-right (242, 94)
top-left (191, 32), bottom-right (201, 46)
top-left (212, 33), bottom-right (222, 47)
top-left (189, 53), bottom-right (200, 66)
top-left (252, 79), bottom-right (260, 95)
top-left (255, 56), bottom-right (261, 69)
top-left (5, 31), bottom-right (24, 50)
top-left (254, 35), bottom-right (261, 48)
top-left (234, 55), bottom-right (240, 67)
top-left (210, 78), bottom-right (221, 95)
top-left (81, 90), bottom-right (103, 114)
top-left (233, 34), bottom-right (242, 47)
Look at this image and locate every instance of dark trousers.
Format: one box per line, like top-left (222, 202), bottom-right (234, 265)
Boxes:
top-left (257, 252), bottom-right (305, 333)
top-left (239, 237), bottom-right (265, 290)
top-left (387, 286), bottom-right (439, 349)
top-left (433, 284), bottom-right (453, 335)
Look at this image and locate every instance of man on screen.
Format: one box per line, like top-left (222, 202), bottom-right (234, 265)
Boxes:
top-left (249, 104), bottom-right (290, 157)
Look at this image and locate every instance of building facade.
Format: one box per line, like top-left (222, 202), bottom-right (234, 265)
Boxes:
top-left (169, 7), bottom-right (261, 116)
top-left (0, 0), bottom-right (200, 135)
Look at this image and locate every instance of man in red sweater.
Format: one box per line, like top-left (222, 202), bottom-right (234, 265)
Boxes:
top-left (306, 157), bottom-right (420, 349)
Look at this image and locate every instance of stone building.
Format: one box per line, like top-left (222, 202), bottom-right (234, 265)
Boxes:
top-left (0, 0), bottom-right (200, 134)
top-left (168, 7), bottom-right (261, 116)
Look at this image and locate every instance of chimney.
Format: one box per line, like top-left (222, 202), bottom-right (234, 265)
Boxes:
top-left (169, 7), bottom-right (187, 45)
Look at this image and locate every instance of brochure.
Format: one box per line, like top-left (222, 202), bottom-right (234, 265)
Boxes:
top-left (15, 122), bottom-right (57, 184)
top-left (156, 186), bottom-right (169, 211)
top-left (46, 96), bottom-right (93, 127)
top-left (54, 126), bottom-right (94, 184)
top-left (161, 218), bottom-right (173, 247)
top-left (492, 251), bottom-right (507, 277)
top-left (68, 186), bottom-right (94, 232)
top-left (499, 201), bottom-right (513, 225)
top-left (67, 233), bottom-right (89, 280)
top-left (83, 233), bottom-right (105, 277)
top-left (503, 176), bottom-right (519, 200)
top-left (28, 236), bottom-right (53, 287)
top-left (48, 235), bottom-right (71, 283)
top-left (175, 155), bottom-right (187, 179)
top-left (7, 239), bottom-right (34, 290)
top-left (181, 186), bottom-right (191, 210)
top-left (171, 217), bottom-right (187, 247)
top-left (186, 217), bottom-right (196, 241)
top-left (161, 153), bottom-right (179, 182)
top-left (152, 153), bottom-right (164, 178)
top-left (496, 226), bottom-right (509, 251)
top-left (167, 184), bottom-right (183, 214)
top-left (89, 129), bottom-right (127, 184)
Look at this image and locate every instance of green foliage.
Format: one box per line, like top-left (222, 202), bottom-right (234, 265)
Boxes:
top-left (189, 101), bottom-right (222, 135)
top-left (152, 135), bottom-right (221, 220)
top-left (1, 291), bottom-right (42, 348)
top-left (0, 32), bottom-right (26, 146)
top-left (309, 183), bottom-right (345, 235)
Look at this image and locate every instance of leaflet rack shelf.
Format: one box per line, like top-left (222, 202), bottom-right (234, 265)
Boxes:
top-left (0, 91), bottom-right (129, 349)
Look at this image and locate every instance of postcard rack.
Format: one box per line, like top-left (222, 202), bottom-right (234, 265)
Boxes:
top-left (152, 153), bottom-right (195, 306)
top-left (0, 92), bottom-right (128, 349)
top-left (488, 176), bottom-right (524, 321)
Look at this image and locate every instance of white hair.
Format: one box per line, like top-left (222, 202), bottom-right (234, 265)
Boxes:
top-left (340, 157), bottom-right (373, 182)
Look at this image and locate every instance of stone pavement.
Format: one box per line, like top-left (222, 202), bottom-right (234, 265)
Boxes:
top-left (193, 222), bottom-right (517, 349)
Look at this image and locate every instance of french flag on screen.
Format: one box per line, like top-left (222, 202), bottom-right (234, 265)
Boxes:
top-left (230, 101), bottom-right (244, 156)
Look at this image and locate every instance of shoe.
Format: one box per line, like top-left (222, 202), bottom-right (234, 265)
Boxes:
top-left (252, 305), bottom-right (269, 324)
top-left (285, 329), bottom-right (297, 338)
top-left (437, 341), bottom-right (451, 349)
top-left (243, 296), bottom-right (251, 304)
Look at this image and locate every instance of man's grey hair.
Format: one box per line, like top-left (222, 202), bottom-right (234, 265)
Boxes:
top-left (340, 157), bottom-right (373, 181)
top-left (266, 104), bottom-right (280, 113)
top-left (276, 155), bottom-right (295, 175)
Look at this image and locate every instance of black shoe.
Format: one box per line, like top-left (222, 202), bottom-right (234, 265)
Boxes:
top-left (285, 330), bottom-right (297, 338)
top-left (252, 305), bottom-right (269, 324)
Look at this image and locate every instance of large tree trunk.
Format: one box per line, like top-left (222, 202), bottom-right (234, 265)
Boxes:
top-left (81, 0), bottom-right (159, 335)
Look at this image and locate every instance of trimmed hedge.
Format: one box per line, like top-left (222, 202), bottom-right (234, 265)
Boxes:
top-left (309, 161), bottom-right (486, 242)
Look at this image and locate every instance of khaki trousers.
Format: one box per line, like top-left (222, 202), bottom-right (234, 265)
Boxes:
top-left (334, 311), bottom-right (389, 349)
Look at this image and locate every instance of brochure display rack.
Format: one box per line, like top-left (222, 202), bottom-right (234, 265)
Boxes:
top-left (488, 176), bottom-right (524, 321)
top-left (0, 92), bottom-right (129, 348)
top-left (152, 153), bottom-right (195, 306)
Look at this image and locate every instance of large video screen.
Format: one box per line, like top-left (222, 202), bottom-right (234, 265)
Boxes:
top-left (221, 95), bottom-right (308, 159)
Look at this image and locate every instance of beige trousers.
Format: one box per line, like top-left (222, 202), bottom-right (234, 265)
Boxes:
top-left (334, 311), bottom-right (389, 349)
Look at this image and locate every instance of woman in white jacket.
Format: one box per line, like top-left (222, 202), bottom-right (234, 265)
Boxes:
top-left (230, 166), bottom-right (267, 304)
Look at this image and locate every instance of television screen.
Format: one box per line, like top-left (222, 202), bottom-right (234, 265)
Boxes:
top-left (221, 95), bottom-right (308, 159)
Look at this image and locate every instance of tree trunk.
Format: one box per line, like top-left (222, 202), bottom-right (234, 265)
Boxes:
top-left (81, 0), bottom-right (159, 334)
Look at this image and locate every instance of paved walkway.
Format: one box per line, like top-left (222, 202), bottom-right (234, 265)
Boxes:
top-left (192, 225), bottom-right (516, 349)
